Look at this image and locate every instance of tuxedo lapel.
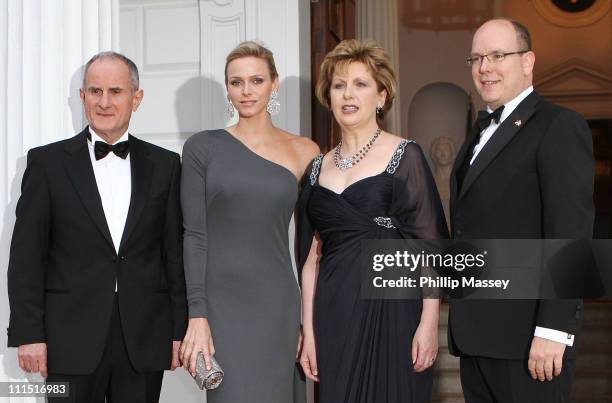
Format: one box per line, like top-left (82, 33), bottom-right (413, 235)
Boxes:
top-left (459, 92), bottom-right (540, 200)
top-left (453, 127), bottom-right (480, 178)
top-left (119, 136), bottom-right (153, 253)
top-left (450, 125), bottom-right (480, 214)
top-left (63, 128), bottom-right (115, 249)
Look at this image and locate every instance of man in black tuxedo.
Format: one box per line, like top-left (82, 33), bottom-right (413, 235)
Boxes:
top-left (7, 52), bottom-right (186, 402)
top-left (448, 19), bottom-right (594, 402)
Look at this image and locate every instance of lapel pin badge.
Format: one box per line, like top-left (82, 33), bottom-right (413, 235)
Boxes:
top-left (514, 120), bottom-right (522, 127)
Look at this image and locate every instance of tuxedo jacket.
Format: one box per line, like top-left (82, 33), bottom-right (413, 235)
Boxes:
top-left (7, 127), bottom-right (187, 374)
top-left (448, 91), bottom-right (594, 360)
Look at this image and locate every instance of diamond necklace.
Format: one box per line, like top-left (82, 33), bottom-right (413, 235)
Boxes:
top-left (333, 128), bottom-right (382, 171)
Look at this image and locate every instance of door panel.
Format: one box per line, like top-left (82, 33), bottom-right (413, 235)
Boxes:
top-left (311, 0), bottom-right (355, 152)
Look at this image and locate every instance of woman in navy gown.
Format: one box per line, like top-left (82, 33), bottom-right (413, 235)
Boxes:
top-left (297, 39), bottom-right (448, 403)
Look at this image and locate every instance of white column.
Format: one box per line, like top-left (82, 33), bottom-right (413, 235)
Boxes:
top-left (356, 0), bottom-right (402, 135)
top-left (0, 1), bottom-right (118, 397)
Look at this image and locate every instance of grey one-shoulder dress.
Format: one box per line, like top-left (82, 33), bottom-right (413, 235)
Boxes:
top-left (181, 129), bottom-right (305, 403)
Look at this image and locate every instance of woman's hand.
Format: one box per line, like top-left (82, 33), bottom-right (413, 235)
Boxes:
top-left (412, 319), bottom-right (438, 373)
top-left (296, 326), bottom-right (304, 360)
top-left (180, 317), bottom-right (215, 376)
top-left (299, 334), bottom-right (319, 382)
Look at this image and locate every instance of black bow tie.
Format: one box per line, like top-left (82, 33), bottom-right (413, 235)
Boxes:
top-left (86, 132), bottom-right (130, 160)
top-left (476, 105), bottom-right (505, 132)
top-left (94, 140), bottom-right (130, 160)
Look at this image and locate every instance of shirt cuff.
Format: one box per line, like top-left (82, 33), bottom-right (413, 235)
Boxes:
top-left (534, 326), bottom-right (574, 346)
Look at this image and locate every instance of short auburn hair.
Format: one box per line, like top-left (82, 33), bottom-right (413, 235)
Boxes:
top-left (224, 41), bottom-right (279, 83)
top-left (315, 39), bottom-right (396, 119)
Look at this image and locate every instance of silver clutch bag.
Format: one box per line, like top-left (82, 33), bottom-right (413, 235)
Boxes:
top-left (192, 353), bottom-right (224, 390)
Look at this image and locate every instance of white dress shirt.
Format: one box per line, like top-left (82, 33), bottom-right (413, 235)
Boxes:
top-left (470, 86), bottom-right (574, 347)
top-left (470, 86), bottom-right (533, 165)
top-left (87, 128), bottom-right (132, 292)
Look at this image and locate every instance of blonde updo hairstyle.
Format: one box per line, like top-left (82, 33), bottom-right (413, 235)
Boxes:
top-left (224, 41), bottom-right (279, 84)
top-left (315, 39), bottom-right (396, 120)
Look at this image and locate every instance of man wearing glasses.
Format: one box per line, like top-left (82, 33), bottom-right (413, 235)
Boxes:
top-left (448, 19), bottom-right (593, 402)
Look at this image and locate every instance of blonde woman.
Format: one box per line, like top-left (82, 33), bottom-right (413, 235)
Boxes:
top-left (180, 41), bottom-right (318, 402)
top-left (297, 39), bottom-right (448, 402)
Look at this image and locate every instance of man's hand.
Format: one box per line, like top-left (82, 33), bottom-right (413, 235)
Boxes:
top-left (528, 336), bottom-right (566, 381)
top-left (18, 343), bottom-right (48, 378)
top-left (171, 341), bottom-right (181, 370)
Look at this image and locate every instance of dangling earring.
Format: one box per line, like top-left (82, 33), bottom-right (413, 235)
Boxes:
top-left (226, 95), bottom-right (235, 118)
top-left (376, 105), bottom-right (384, 118)
top-left (267, 89), bottom-right (280, 115)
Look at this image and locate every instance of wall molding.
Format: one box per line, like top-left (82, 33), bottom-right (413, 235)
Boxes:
top-left (535, 59), bottom-right (612, 119)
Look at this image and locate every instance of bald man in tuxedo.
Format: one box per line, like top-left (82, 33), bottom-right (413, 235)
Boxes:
top-left (448, 19), bottom-right (593, 403)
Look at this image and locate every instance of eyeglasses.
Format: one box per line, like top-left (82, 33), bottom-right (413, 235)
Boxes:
top-left (466, 50), bottom-right (529, 67)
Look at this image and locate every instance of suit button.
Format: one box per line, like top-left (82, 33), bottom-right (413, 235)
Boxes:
top-left (120, 256), bottom-right (126, 262)
top-left (112, 256), bottom-right (117, 263)
top-left (455, 229), bottom-right (463, 237)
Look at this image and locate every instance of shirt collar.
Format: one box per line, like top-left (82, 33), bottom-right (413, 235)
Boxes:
top-left (87, 127), bottom-right (129, 146)
top-left (487, 86), bottom-right (534, 124)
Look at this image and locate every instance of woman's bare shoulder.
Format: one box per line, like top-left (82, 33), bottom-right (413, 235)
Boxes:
top-left (278, 130), bottom-right (320, 159)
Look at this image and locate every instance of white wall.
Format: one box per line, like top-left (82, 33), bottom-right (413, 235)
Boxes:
top-left (118, 0), bottom-right (311, 401)
top-left (120, 0), bottom-right (311, 152)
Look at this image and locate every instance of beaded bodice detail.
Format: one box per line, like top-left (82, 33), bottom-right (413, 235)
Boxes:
top-left (308, 140), bottom-right (413, 229)
top-left (309, 140), bottom-right (412, 186)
